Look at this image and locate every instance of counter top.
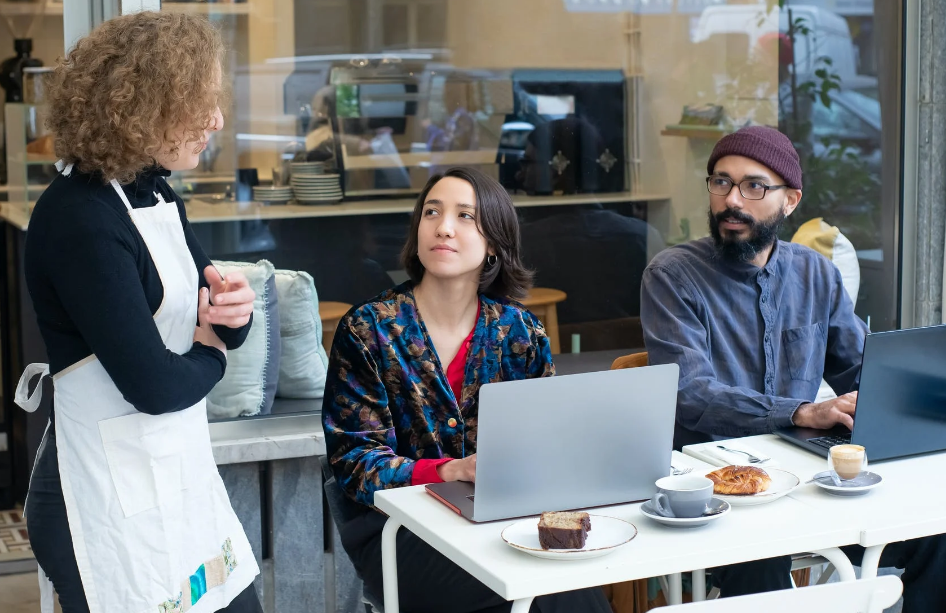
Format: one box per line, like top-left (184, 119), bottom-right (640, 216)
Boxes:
top-left (210, 413), bottom-right (325, 465)
top-left (1, 191), bottom-right (670, 231)
top-left (209, 399), bottom-right (325, 465)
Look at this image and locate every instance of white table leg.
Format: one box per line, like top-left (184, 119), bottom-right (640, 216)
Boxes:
top-left (381, 518), bottom-right (402, 613)
top-left (509, 597), bottom-right (535, 613)
top-left (668, 573), bottom-right (683, 605)
top-left (691, 569), bottom-right (706, 602)
top-left (813, 548), bottom-right (857, 582)
top-left (859, 544), bottom-right (886, 579)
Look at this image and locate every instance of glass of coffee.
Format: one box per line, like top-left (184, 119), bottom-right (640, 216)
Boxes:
top-left (829, 444), bottom-right (867, 481)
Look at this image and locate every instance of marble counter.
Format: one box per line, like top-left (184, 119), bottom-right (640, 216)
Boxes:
top-left (209, 404), bottom-right (325, 466)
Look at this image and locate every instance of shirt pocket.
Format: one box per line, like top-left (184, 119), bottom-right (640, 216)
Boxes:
top-left (782, 323), bottom-right (827, 382)
top-left (98, 412), bottom-right (184, 518)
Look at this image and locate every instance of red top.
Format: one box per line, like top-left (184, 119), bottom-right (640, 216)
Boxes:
top-left (411, 305), bottom-right (480, 486)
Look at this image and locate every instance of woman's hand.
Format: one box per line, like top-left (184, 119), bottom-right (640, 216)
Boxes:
top-left (194, 287), bottom-right (227, 355)
top-left (203, 265), bottom-right (255, 328)
top-left (437, 454), bottom-right (476, 483)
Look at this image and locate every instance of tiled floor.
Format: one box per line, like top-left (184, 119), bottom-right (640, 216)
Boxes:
top-left (0, 509), bottom-right (32, 556)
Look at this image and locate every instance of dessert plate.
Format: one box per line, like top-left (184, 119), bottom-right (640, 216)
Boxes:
top-left (709, 468), bottom-right (800, 507)
top-left (501, 514), bottom-right (637, 561)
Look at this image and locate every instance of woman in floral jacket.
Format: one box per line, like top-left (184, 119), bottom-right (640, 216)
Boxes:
top-left (322, 167), bottom-right (611, 613)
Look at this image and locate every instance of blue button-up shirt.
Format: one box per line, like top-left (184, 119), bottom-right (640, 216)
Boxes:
top-left (641, 237), bottom-right (867, 445)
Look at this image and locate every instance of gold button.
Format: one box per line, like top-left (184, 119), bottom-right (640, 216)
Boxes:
top-left (447, 418), bottom-right (458, 428)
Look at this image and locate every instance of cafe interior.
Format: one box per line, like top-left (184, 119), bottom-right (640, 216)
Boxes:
top-left (0, 0), bottom-right (941, 612)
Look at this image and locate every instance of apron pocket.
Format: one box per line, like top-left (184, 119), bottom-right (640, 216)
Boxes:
top-left (98, 412), bottom-right (184, 518)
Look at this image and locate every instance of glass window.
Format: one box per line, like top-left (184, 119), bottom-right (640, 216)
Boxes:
top-left (146, 0), bottom-right (900, 419)
top-left (0, 5), bottom-right (65, 203)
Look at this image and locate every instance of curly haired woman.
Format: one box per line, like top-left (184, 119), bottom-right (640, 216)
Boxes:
top-left (16, 12), bottom-right (262, 613)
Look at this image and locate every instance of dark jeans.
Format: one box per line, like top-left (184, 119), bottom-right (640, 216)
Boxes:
top-left (711, 536), bottom-right (946, 613)
top-left (342, 510), bottom-right (612, 613)
top-left (25, 426), bottom-right (263, 613)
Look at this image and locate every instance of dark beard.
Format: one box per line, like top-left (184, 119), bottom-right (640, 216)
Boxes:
top-left (709, 207), bottom-right (786, 263)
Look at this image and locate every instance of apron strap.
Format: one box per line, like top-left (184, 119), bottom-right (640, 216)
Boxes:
top-left (15, 363), bottom-right (50, 413)
top-left (37, 565), bottom-right (55, 613)
top-left (54, 159), bottom-right (74, 176)
top-left (109, 179), bottom-right (134, 212)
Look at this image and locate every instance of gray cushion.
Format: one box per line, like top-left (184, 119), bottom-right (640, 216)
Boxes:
top-left (273, 269), bottom-right (328, 399)
top-left (207, 259), bottom-right (281, 418)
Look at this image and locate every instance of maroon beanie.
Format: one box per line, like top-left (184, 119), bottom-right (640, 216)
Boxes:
top-left (706, 125), bottom-right (802, 189)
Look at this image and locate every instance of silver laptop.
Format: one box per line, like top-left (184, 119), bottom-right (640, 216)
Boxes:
top-left (426, 364), bottom-right (679, 522)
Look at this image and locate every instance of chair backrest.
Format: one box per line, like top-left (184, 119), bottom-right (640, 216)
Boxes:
top-left (661, 575), bottom-right (902, 613)
top-left (611, 351), bottom-right (648, 370)
top-left (319, 455), bottom-right (369, 527)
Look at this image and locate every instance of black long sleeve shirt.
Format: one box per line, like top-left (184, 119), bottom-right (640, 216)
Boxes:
top-left (25, 165), bottom-right (252, 416)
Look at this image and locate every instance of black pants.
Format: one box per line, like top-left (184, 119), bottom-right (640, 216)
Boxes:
top-left (25, 426), bottom-right (263, 613)
top-left (341, 510), bottom-right (612, 613)
top-left (711, 536), bottom-right (946, 613)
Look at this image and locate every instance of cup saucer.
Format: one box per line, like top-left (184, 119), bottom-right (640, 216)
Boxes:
top-left (639, 497), bottom-right (731, 528)
top-left (811, 471), bottom-right (883, 496)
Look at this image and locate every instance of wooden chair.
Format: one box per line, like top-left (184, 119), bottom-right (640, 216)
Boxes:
top-left (320, 301), bottom-right (353, 353)
top-left (611, 351), bottom-right (649, 370)
top-left (521, 288), bottom-right (567, 354)
top-left (606, 350), bottom-right (650, 612)
top-left (658, 575), bottom-right (902, 613)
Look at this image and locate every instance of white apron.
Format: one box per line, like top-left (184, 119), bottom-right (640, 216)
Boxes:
top-left (15, 162), bottom-right (258, 613)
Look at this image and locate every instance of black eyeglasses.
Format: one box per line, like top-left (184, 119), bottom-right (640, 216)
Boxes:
top-left (706, 175), bottom-right (788, 201)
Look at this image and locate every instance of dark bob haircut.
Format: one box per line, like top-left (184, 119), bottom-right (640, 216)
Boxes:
top-left (400, 167), bottom-right (533, 301)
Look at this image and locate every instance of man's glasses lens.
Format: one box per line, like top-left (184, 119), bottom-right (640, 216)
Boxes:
top-left (706, 177), bottom-right (767, 200)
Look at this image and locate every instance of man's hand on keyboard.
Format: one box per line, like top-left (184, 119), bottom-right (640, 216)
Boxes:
top-left (792, 392), bottom-right (858, 431)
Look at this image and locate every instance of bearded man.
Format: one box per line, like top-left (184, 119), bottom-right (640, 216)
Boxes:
top-left (640, 125), bottom-right (946, 610)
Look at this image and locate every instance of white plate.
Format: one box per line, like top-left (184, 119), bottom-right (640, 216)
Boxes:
top-left (501, 514), bottom-right (637, 561)
top-left (639, 498), bottom-right (731, 528)
top-left (811, 471), bottom-right (883, 496)
top-left (709, 468), bottom-right (800, 506)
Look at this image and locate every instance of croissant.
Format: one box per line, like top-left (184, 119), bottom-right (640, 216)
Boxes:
top-left (707, 465), bottom-right (772, 495)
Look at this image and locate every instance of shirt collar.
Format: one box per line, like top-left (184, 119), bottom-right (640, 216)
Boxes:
top-left (714, 238), bottom-right (785, 279)
top-left (120, 165), bottom-right (172, 208)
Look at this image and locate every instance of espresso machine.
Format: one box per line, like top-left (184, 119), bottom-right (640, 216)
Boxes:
top-left (320, 61), bottom-right (513, 198)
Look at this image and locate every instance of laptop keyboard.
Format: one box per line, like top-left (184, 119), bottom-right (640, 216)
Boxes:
top-left (807, 434), bottom-right (852, 450)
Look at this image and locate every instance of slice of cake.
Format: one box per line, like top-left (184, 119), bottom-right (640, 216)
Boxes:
top-left (537, 511), bottom-right (591, 550)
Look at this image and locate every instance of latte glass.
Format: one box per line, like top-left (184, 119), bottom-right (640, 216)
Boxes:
top-left (828, 444), bottom-right (867, 481)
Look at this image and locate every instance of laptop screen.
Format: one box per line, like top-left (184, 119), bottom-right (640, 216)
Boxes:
top-left (852, 324), bottom-right (946, 461)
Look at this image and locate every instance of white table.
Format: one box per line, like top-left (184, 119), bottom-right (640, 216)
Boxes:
top-left (373, 451), bottom-right (861, 613)
top-left (690, 435), bottom-right (946, 579)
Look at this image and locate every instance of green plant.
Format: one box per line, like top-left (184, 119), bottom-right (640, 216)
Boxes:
top-left (777, 6), bottom-right (882, 249)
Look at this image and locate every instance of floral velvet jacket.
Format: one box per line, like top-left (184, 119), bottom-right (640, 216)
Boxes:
top-left (322, 282), bottom-right (555, 507)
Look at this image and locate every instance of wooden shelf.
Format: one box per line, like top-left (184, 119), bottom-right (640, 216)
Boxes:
top-left (0, 2), bottom-right (62, 16)
top-left (25, 153), bottom-right (57, 165)
top-left (661, 125), bottom-right (730, 140)
top-left (162, 2), bottom-right (250, 15)
top-left (181, 191), bottom-right (670, 224)
top-left (2, 191), bottom-right (670, 231)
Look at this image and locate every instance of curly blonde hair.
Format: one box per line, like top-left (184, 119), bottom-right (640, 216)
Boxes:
top-left (46, 12), bottom-right (226, 184)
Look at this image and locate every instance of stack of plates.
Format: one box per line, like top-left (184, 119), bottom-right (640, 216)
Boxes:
top-left (290, 161), bottom-right (326, 175)
top-left (291, 173), bottom-right (343, 205)
top-left (252, 185), bottom-right (293, 204)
